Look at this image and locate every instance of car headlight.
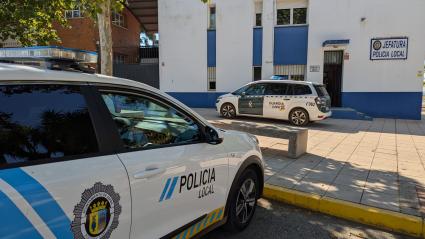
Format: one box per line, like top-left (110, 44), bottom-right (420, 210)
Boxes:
top-left (247, 133), bottom-right (259, 145)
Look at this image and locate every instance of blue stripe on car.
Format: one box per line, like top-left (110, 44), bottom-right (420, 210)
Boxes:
top-left (0, 190), bottom-right (43, 239)
top-left (159, 178), bottom-right (171, 202)
top-left (165, 176), bottom-right (179, 200)
top-left (0, 168), bottom-right (73, 239)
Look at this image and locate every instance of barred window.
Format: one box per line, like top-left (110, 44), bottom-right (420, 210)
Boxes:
top-left (112, 11), bottom-right (126, 28)
top-left (208, 67), bottom-right (216, 91)
top-left (65, 8), bottom-right (82, 19)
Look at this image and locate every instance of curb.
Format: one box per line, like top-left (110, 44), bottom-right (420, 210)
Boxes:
top-left (263, 184), bottom-right (425, 238)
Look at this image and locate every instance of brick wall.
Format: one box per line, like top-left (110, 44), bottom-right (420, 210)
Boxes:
top-left (53, 7), bottom-right (141, 64)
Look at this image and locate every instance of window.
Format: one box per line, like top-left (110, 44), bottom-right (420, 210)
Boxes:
top-left (276, 9), bottom-right (290, 25)
top-left (114, 53), bottom-right (127, 64)
top-left (208, 67), bottom-right (216, 91)
top-left (0, 85), bottom-right (98, 167)
top-left (314, 85), bottom-right (330, 97)
top-left (274, 65), bottom-right (306, 81)
top-left (101, 92), bottom-right (201, 149)
top-left (245, 84), bottom-right (267, 96)
top-left (209, 6), bottom-right (216, 29)
top-left (255, 13), bottom-right (262, 27)
top-left (293, 8), bottom-right (307, 24)
top-left (65, 7), bottom-right (82, 19)
top-left (232, 85), bottom-right (249, 95)
top-left (288, 84), bottom-right (312, 95)
top-left (112, 11), bottom-right (126, 28)
top-left (276, 8), bottom-right (308, 25)
top-left (253, 66), bottom-right (262, 81)
top-left (265, 83), bottom-right (289, 95)
top-left (291, 75), bottom-right (305, 81)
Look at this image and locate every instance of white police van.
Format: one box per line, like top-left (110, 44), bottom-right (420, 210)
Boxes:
top-left (216, 80), bottom-right (332, 126)
top-left (0, 63), bottom-right (263, 239)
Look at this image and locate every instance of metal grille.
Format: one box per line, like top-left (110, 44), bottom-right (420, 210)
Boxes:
top-left (208, 67), bottom-right (216, 91)
top-left (324, 51), bottom-right (343, 65)
top-left (274, 65), bottom-right (306, 80)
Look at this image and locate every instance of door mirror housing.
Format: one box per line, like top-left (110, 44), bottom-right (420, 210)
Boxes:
top-left (205, 126), bottom-right (223, 145)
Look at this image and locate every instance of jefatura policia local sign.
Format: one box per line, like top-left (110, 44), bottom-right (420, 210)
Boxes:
top-left (370, 37), bottom-right (408, 60)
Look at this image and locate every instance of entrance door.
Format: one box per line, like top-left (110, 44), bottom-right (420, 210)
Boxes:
top-left (323, 51), bottom-right (343, 107)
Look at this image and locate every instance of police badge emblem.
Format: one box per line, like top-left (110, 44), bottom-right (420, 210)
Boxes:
top-left (71, 182), bottom-right (121, 239)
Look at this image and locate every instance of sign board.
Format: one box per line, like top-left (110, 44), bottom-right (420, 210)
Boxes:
top-left (344, 52), bottom-right (350, 60)
top-left (309, 65), bottom-right (320, 72)
top-left (370, 37), bottom-right (408, 60)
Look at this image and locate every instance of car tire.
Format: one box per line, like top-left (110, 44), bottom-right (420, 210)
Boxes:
top-left (289, 108), bottom-right (310, 126)
top-left (224, 168), bottom-right (259, 232)
top-left (220, 103), bottom-right (236, 119)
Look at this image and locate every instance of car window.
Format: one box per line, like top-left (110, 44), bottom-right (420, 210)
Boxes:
top-left (265, 83), bottom-right (289, 95)
top-left (101, 92), bottom-right (202, 149)
top-left (288, 84), bottom-right (312, 95)
top-left (313, 84), bottom-right (330, 97)
top-left (0, 85), bottom-right (98, 167)
top-left (244, 84), bottom-right (266, 96)
top-left (232, 85), bottom-right (249, 95)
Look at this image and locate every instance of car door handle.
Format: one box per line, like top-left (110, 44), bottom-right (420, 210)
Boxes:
top-left (134, 167), bottom-right (166, 179)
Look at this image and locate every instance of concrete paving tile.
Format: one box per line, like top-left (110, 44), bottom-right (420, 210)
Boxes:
top-left (325, 183), bottom-right (363, 203)
top-left (333, 175), bottom-right (367, 187)
top-left (303, 171), bottom-right (339, 183)
top-left (294, 179), bottom-right (330, 196)
top-left (364, 182), bottom-right (399, 196)
top-left (264, 158), bottom-right (294, 171)
top-left (361, 191), bottom-right (400, 212)
top-left (266, 172), bottom-right (301, 189)
top-left (367, 171), bottom-right (398, 182)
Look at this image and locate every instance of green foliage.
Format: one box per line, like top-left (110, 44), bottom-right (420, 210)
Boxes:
top-left (0, 0), bottom-right (73, 46)
top-left (0, 0), bottom-right (124, 46)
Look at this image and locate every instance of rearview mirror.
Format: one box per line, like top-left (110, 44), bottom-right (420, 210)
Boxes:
top-left (205, 126), bottom-right (223, 145)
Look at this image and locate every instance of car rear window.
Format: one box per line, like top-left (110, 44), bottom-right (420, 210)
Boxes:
top-left (0, 85), bottom-right (98, 167)
top-left (288, 84), bottom-right (312, 95)
top-left (313, 85), bottom-right (330, 97)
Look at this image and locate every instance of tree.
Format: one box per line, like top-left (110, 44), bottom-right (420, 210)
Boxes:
top-left (0, 0), bottom-right (124, 76)
top-left (76, 0), bottom-right (124, 75)
top-left (0, 0), bottom-right (72, 46)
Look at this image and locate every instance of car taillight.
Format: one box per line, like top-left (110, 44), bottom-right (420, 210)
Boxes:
top-left (315, 97), bottom-right (329, 113)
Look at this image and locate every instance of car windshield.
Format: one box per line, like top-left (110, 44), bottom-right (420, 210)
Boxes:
top-left (314, 84), bottom-right (329, 97)
top-left (232, 85), bottom-right (249, 95)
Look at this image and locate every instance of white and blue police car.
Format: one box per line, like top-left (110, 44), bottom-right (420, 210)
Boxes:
top-left (216, 80), bottom-right (332, 126)
top-left (0, 63), bottom-right (264, 239)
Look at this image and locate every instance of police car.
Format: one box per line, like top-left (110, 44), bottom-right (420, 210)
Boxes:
top-left (216, 80), bottom-right (332, 126)
top-left (0, 63), bottom-right (263, 239)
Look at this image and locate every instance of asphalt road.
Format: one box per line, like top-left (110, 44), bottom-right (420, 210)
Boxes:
top-left (204, 199), bottom-right (414, 239)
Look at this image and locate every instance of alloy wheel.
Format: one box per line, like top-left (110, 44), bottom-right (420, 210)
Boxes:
top-left (222, 104), bottom-right (235, 118)
top-left (235, 178), bottom-right (256, 224)
top-left (291, 110), bottom-right (307, 125)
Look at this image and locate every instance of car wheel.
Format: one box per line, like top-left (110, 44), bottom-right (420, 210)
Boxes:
top-left (289, 108), bottom-right (309, 126)
top-left (220, 103), bottom-right (236, 118)
top-left (224, 168), bottom-right (259, 232)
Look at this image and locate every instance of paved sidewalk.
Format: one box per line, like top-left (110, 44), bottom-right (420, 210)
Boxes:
top-left (194, 108), bottom-right (425, 218)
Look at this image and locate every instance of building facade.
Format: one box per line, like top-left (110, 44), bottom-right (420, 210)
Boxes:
top-left (159, 0), bottom-right (425, 119)
top-left (55, 7), bottom-right (142, 64)
top-left (0, 7), bottom-right (142, 65)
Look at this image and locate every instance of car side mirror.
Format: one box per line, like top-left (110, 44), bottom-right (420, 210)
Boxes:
top-left (205, 126), bottom-right (223, 145)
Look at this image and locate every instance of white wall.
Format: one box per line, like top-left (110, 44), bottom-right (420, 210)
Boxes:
top-left (216, 0), bottom-right (254, 92)
top-left (158, 0), bottom-right (208, 92)
top-left (307, 0), bottom-right (425, 92)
